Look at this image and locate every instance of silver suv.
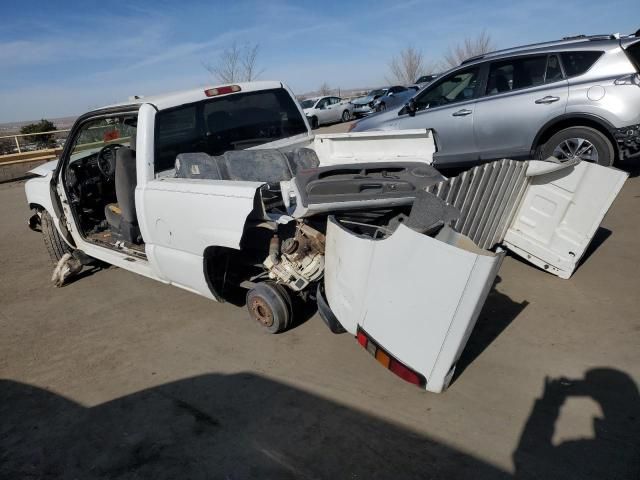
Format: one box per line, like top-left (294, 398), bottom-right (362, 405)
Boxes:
top-left (352, 33), bottom-right (640, 167)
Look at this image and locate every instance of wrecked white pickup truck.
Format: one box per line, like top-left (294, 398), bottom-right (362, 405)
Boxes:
top-left (25, 81), bottom-right (628, 392)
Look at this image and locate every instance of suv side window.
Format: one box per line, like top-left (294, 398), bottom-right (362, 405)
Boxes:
top-left (317, 98), bottom-right (329, 109)
top-left (560, 51), bottom-right (603, 77)
top-left (414, 67), bottom-right (480, 110)
top-left (486, 55), bottom-right (547, 95)
top-left (625, 41), bottom-right (640, 71)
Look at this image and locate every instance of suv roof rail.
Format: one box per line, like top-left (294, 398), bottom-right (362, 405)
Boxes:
top-left (459, 34), bottom-right (620, 65)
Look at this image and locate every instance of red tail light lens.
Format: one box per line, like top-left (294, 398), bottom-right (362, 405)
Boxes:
top-left (204, 85), bottom-right (241, 97)
top-left (355, 328), bottom-right (425, 387)
top-left (388, 358), bottom-right (422, 386)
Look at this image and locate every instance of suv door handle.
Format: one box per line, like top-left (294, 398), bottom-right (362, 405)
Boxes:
top-left (452, 109), bottom-right (472, 117)
top-left (535, 96), bottom-right (560, 104)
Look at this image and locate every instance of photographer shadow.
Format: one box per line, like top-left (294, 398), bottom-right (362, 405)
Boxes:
top-left (513, 368), bottom-right (640, 479)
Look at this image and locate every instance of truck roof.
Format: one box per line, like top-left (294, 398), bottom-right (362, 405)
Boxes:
top-left (101, 80), bottom-right (286, 111)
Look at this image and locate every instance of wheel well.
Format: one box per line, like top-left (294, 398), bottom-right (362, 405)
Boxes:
top-left (533, 118), bottom-right (618, 160)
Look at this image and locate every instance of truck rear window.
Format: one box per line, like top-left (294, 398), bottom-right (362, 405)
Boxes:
top-left (154, 88), bottom-right (308, 173)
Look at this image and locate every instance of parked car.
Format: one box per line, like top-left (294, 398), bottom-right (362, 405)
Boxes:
top-left (414, 74), bottom-right (439, 87)
top-left (350, 88), bottom-right (389, 117)
top-left (301, 96), bottom-right (353, 128)
top-left (23, 81), bottom-right (626, 393)
top-left (352, 33), bottom-right (640, 168)
top-left (373, 85), bottom-right (418, 112)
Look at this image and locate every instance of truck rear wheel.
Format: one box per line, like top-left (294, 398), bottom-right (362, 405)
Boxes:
top-left (41, 210), bottom-right (71, 264)
top-left (246, 282), bottom-right (293, 334)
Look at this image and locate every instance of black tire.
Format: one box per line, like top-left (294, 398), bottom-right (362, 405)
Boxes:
top-left (538, 126), bottom-right (614, 167)
top-left (341, 110), bottom-right (351, 122)
top-left (378, 102), bottom-right (386, 112)
top-left (310, 116), bottom-right (319, 130)
top-left (246, 282), bottom-right (293, 334)
top-left (40, 210), bottom-right (71, 264)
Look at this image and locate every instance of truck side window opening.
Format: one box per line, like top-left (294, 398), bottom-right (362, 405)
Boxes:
top-left (154, 88), bottom-right (307, 174)
top-left (71, 117), bottom-right (136, 158)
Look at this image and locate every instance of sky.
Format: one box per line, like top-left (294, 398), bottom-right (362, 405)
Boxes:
top-left (0, 0), bottom-right (638, 123)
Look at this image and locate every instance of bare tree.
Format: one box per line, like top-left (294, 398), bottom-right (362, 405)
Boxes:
top-left (388, 46), bottom-right (434, 85)
top-left (318, 82), bottom-right (332, 96)
top-left (443, 30), bottom-right (494, 69)
top-left (204, 42), bottom-right (264, 83)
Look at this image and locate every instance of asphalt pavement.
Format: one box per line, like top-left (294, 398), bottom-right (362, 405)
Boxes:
top-left (1, 124), bottom-right (639, 479)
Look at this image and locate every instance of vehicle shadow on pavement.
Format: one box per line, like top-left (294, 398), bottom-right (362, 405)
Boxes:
top-left (0, 374), bottom-right (509, 480)
top-left (453, 276), bottom-right (529, 382)
top-left (1, 369), bottom-right (638, 479)
top-left (620, 156), bottom-right (640, 179)
top-left (578, 227), bottom-right (612, 267)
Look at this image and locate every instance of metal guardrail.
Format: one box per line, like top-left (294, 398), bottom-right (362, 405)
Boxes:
top-left (0, 125), bottom-right (129, 166)
top-left (0, 129), bottom-right (70, 154)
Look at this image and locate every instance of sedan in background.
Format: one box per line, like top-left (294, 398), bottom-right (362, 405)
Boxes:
top-left (350, 88), bottom-right (389, 117)
top-left (301, 96), bottom-right (354, 129)
top-left (373, 85), bottom-right (418, 112)
top-left (414, 74), bottom-right (439, 87)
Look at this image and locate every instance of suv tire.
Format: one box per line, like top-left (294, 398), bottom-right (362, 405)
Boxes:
top-left (538, 126), bottom-right (614, 167)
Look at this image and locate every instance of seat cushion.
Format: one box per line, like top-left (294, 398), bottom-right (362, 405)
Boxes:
top-left (104, 204), bottom-right (122, 231)
top-left (104, 203), bottom-right (142, 244)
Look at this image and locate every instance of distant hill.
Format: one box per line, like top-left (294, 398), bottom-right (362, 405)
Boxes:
top-left (0, 116), bottom-right (77, 136)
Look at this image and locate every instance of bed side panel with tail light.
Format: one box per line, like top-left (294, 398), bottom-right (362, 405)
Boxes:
top-left (324, 217), bottom-right (504, 393)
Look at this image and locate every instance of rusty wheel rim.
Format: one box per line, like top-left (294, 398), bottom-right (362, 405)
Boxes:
top-left (250, 297), bottom-right (274, 327)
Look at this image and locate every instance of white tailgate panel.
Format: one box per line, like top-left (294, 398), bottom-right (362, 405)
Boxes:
top-left (504, 162), bottom-right (628, 278)
top-left (325, 219), bottom-right (503, 393)
top-left (312, 129), bottom-right (435, 166)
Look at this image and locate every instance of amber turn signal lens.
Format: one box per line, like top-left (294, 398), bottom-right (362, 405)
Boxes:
top-left (375, 349), bottom-right (390, 368)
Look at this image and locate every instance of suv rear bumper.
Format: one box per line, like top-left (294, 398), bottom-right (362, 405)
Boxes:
top-left (614, 124), bottom-right (640, 160)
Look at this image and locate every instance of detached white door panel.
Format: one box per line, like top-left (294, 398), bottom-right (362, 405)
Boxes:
top-left (424, 159), bottom-right (628, 279)
top-left (504, 161), bottom-right (628, 278)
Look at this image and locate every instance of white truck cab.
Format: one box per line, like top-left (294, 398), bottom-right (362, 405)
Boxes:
top-left (25, 81), bottom-right (627, 392)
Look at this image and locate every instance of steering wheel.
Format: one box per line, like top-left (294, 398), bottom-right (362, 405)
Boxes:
top-left (96, 144), bottom-right (123, 179)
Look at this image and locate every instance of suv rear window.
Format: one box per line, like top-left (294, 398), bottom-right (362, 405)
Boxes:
top-left (560, 51), bottom-right (603, 77)
top-left (154, 88), bottom-right (307, 173)
top-left (625, 41), bottom-right (640, 71)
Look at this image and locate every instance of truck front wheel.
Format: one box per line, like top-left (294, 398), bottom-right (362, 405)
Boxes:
top-left (40, 210), bottom-right (71, 264)
top-left (246, 282), bottom-right (293, 334)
